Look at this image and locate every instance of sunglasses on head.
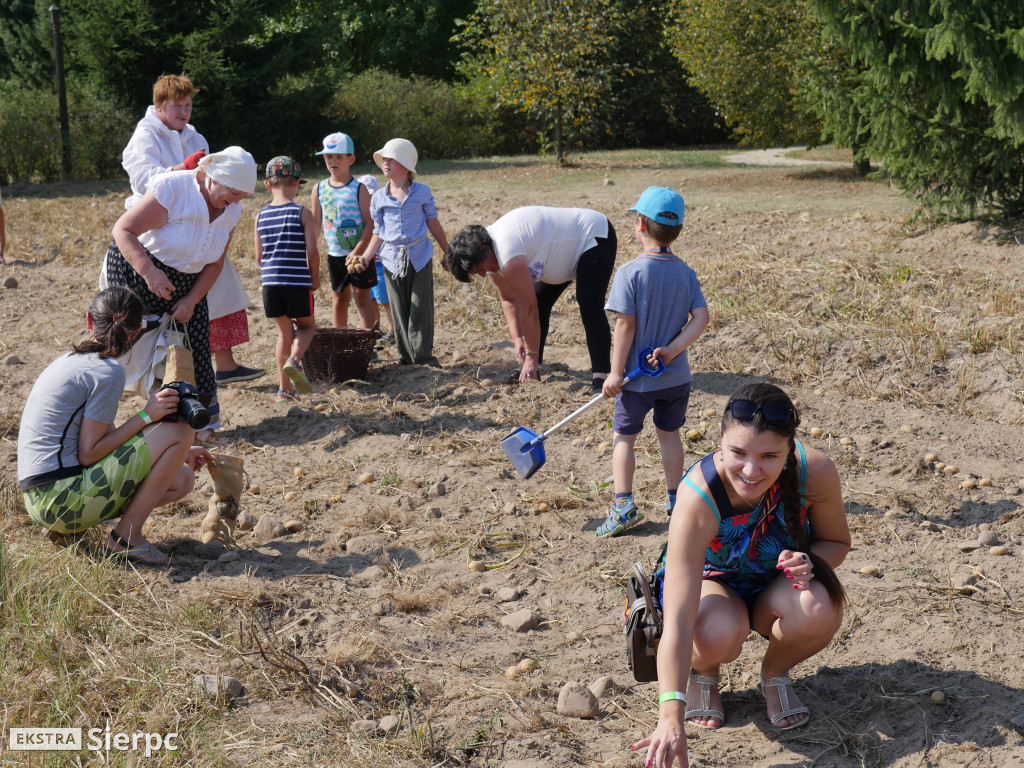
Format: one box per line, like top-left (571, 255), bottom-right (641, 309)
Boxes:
top-left (727, 398), bottom-right (794, 427)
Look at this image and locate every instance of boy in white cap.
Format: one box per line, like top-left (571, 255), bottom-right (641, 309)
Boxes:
top-left (354, 138), bottom-right (448, 365)
top-left (309, 132), bottom-right (376, 330)
top-left (597, 186), bottom-right (710, 538)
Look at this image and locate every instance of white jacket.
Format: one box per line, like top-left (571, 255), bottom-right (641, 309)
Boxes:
top-left (121, 105), bottom-right (209, 209)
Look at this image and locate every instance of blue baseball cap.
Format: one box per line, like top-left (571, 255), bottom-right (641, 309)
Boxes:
top-left (628, 186), bottom-right (685, 226)
top-left (315, 132), bottom-right (355, 155)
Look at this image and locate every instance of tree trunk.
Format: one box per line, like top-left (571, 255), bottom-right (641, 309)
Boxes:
top-left (555, 107), bottom-right (564, 166)
top-left (852, 138), bottom-right (870, 178)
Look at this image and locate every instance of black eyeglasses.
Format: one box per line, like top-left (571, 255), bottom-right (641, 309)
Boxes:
top-left (727, 398), bottom-right (794, 427)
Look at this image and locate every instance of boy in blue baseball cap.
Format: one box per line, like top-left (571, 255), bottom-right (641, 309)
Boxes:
top-left (597, 186), bottom-right (711, 538)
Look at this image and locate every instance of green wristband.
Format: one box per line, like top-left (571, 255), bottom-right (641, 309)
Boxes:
top-left (658, 691), bottom-right (686, 704)
top-left (138, 409), bottom-right (153, 426)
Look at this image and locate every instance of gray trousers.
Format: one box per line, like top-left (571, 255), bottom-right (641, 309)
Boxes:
top-left (384, 260), bottom-right (436, 365)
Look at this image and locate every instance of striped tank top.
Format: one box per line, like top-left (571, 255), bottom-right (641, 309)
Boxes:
top-left (257, 202), bottom-right (311, 287)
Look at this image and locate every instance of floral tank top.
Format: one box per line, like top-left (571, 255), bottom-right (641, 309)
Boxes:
top-left (681, 442), bottom-right (809, 596)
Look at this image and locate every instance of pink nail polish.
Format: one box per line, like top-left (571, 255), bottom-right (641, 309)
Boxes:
top-left (793, 584), bottom-right (799, 589)
top-left (787, 575), bottom-right (793, 579)
top-left (784, 568), bottom-right (791, 574)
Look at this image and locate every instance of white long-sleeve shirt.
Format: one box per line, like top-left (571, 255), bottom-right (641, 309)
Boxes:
top-left (121, 105), bottom-right (209, 209)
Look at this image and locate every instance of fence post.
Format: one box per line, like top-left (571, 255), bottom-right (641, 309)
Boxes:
top-left (49, 4), bottom-right (72, 178)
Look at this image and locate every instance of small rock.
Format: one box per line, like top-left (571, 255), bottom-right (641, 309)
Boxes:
top-left (425, 506), bottom-right (442, 519)
top-left (931, 690), bottom-right (946, 703)
top-left (858, 565), bottom-right (880, 577)
top-left (979, 522), bottom-right (993, 531)
top-left (566, 631), bottom-right (582, 643)
top-left (958, 541), bottom-right (980, 552)
top-left (379, 715), bottom-right (401, 735)
top-left (478, 585), bottom-right (492, 595)
top-left (479, 378), bottom-right (493, 387)
top-left (254, 514), bottom-right (287, 541)
top-left (192, 674), bottom-right (243, 700)
top-left (978, 530), bottom-right (999, 546)
top-left (372, 599), bottom-right (394, 617)
top-left (284, 519), bottom-right (304, 533)
top-left (4, 354), bottom-right (21, 365)
top-left (501, 608), bottom-right (540, 632)
top-left (3, 276), bottom-right (18, 289)
top-left (496, 587), bottom-right (520, 603)
top-left (603, 177), bottom-right (614, 186)
top-left (427, 482), bottom-right (446, 499)
top-left (218, 550), bottom-right (240, 563)
top-left (920, 521), bottom-right (940, 532)
top-left (951, 573), bottom-right (977, 589)
top-left (351, 720), bottom-right (379, 734)
top-left (900, 424), bottom-right (916, 434)
top-left (589, 675), bottom-right (620, 698)
top-left (503, 501), bottom-right (516, 515)
top-left (557, 682), bottom-right (600, 718)
top-left (286, 404), bottom-right (304, 417)
top-left (236, 511), bottom-right (258, 531)
top-left (989, 545), bottom-right (1008, 556)
top-left (194, 540), bottom-right (226, 559)
top-left (453, 385), bottom-right (468, 397)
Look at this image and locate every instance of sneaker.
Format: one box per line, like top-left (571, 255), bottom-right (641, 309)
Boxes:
top-left (596, 498), bottom-right (644, 538)
top-left (283, 357), bottom-right (312, 394)
top-left (591, 378), bottom-right (606, 393)
top-left (216, 364), bottom-right (267, 384)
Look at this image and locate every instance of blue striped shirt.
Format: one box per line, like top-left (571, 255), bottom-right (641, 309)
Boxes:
top-left (370, 181), bottom-right (438, 273)
top-left (257, 202), bottom-right (312, 287)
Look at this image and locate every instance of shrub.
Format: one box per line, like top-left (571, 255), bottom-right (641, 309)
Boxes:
top-left (0, 83), bottom-right (134, 183)
top-left (325, 70), bottom-right (497, 162)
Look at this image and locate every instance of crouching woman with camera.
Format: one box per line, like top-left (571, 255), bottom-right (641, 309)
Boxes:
top-left (17, 288), bottom-right (211, 565)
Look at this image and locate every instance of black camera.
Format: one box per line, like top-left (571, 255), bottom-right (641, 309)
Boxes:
top-left (161, 380), bottom-right (211, 430)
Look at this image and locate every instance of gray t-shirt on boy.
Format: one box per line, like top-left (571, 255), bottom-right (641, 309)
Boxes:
top-left (605, 250), bottom-right (706, 393)
top-left (18, 352), bottom-right (125, 487)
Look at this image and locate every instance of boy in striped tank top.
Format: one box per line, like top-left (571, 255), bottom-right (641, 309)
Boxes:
top-left (309, 132), bottom-right (377, 330)
top-left (255, 156), bottom-right (320, 402)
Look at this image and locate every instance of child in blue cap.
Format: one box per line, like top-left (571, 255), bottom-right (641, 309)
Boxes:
top-left (597, 186), bottom-right (710, 538)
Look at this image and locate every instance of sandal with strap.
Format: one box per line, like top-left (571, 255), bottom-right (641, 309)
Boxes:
top-left (283, 357), bottom-right (312, 394)
top-left (759, 675), bottom-right (810, 731)
top-left (685, 672), bottom-right (725, 729)
top-left (104, 530), bottom-right (171, 566)
top-left (276, 388), bottom-right (299, 403)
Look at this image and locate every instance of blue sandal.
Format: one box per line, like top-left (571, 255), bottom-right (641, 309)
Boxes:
top-left (596, 498), bottom-right (644, 538)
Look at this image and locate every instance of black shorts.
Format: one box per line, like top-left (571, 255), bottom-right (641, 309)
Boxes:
top-left (262, 285), bottom-right (313, 319)
top-left (328, 255), bottom-right (377, 293)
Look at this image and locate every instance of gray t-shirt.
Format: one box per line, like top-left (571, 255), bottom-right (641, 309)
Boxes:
top-left (605, 249), bottom-right (706, 393)
top-left (18, 352), bottom-right (125, 487)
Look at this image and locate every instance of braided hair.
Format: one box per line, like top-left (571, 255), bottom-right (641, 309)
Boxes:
top-left (721, 382), bottom-right (846, 608)
top-left (73, 287), bottom-right (144, 359)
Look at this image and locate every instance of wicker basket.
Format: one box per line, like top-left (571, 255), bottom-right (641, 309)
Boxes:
top-left (303, 327), bottom-right (378, 383)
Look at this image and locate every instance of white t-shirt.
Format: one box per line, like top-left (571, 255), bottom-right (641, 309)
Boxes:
top-left (122, 105), bottom-right (209, 210)
top-left (138, 171), bottom-right (241, 274)
top-left (486, 207), bottom-right (608, 284)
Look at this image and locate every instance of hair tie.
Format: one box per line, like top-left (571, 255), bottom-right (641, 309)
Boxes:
top-left (111, 312), bottom-right (126, 323)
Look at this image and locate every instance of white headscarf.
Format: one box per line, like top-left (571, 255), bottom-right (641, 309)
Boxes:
top-left (198, 146), bottom-right (257, 193)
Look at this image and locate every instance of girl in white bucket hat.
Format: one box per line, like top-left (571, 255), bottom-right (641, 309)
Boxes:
top-left (354, 138), bottom-right (448, 365)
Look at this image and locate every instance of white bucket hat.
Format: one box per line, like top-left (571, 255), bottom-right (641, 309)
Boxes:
top-left (373, 138), bottom-right (418, 177)
top-left (198, 146), bottom-right (257, 193)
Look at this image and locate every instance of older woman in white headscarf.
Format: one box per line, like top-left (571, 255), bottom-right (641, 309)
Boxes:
top-left (105, 146), bottom-right (257, 439)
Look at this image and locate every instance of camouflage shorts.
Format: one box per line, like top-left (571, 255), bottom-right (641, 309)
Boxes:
top-left (23, 435), bottom-right (152, 535)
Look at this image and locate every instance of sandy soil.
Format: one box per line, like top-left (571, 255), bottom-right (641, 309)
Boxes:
top-left (2, 154), bottom-right (1023, 767)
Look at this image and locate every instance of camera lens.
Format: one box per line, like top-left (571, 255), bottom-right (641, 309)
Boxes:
top-left (179, 397), bottom-right (210, 429)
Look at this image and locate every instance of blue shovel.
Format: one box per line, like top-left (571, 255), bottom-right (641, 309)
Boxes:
top-left (501, 346), bottom-right (666, 479)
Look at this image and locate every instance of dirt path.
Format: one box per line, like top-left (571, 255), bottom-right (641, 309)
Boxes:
top-left (723, 145), bottom-right (849, 167)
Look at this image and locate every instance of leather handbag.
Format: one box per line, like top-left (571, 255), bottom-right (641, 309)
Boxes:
top-left (623, 561), bottom-right (663, 682)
